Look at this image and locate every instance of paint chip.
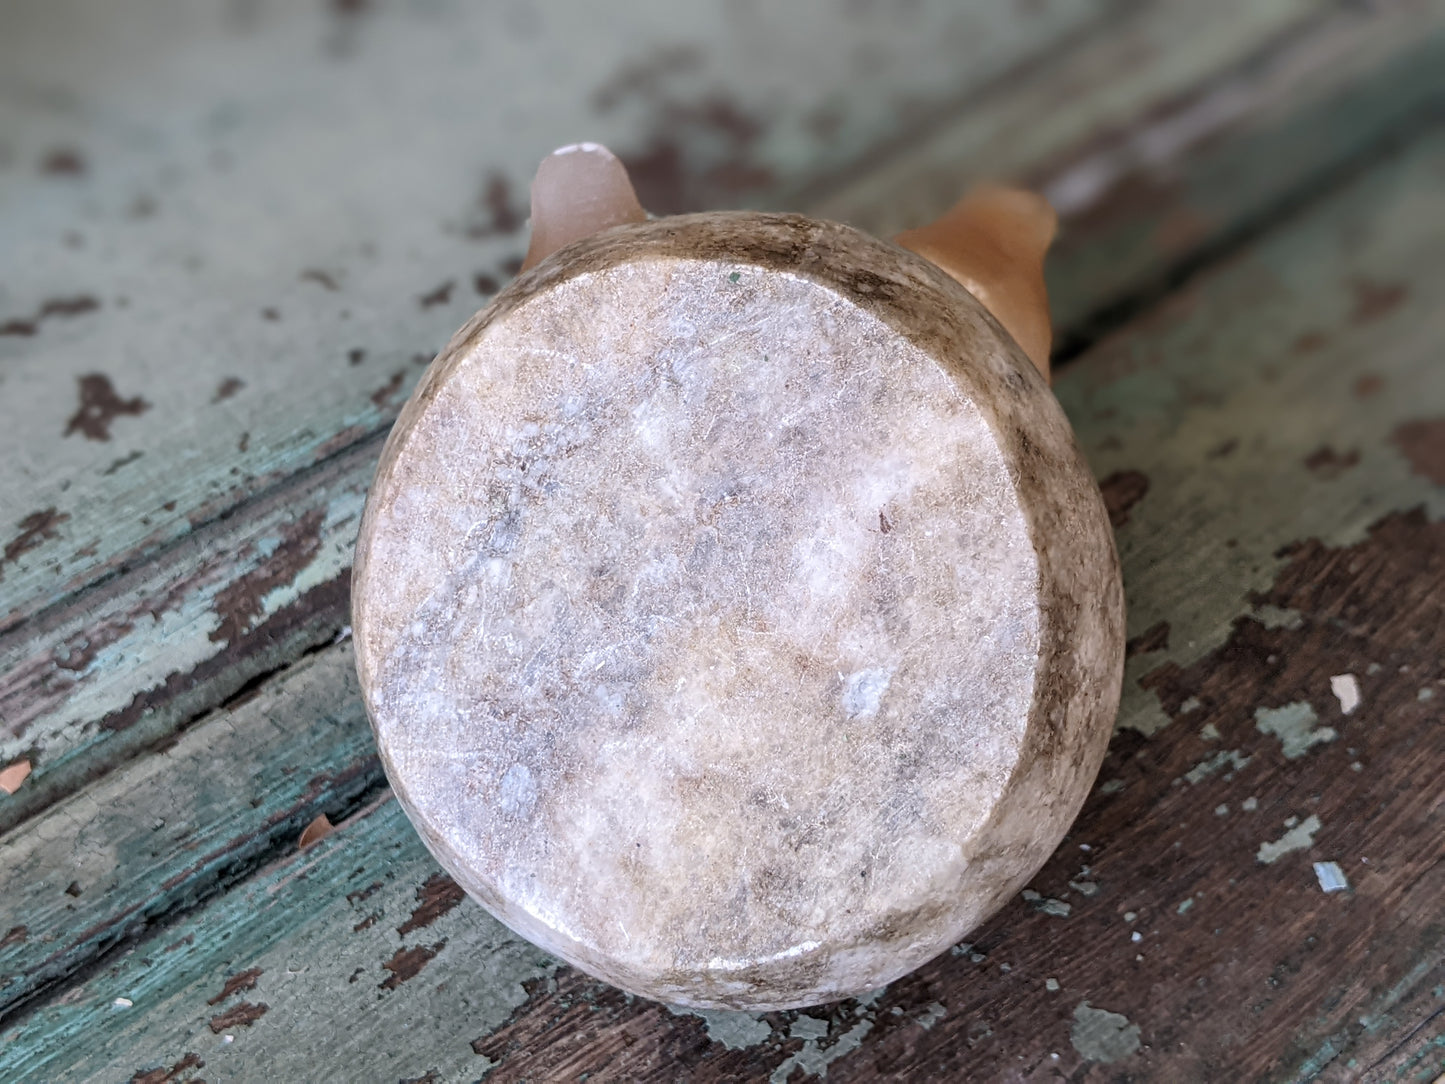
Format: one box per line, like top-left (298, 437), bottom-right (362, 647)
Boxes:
top-left (1131, 931), bottom-right (1142, 943)
top-left (113, 997), bottom-right (133, 1008)
top-left (0, 759), bottom-right (31, 795)
top-left (1070, 1002), bottom-right (1141, 1064)
top-left (1242, 797), bottom-right (1258, 811)
top-left (1257, 814), bottom-right (1322, 864)
top-left (1177, 898), bottom-right (1194, 914)
top-left (298, 814), bottom-right (334, 848)
top-left (1185, 749), bottom-right (1250, 784)
top-left (1199, 723), bottom-right (1220, 741)
top-left (1046, 978), bottom-right (1060, 992)
top-left (1255, 702), bottom-right (1336, 759)
top-left (1313, 861), bottom-right (1349, 893)
top-left (1330, 674), bottom-right (1361, 715)
top-left (686, 1009), bottom-right (772, 1049)
top-left (1215, 804), bottom-right (1229, 816)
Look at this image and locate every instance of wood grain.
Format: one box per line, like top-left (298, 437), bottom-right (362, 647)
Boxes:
top-left (3, 0), bottom-right (1424, 842)
top-left (4, 66), bottom-right (1443, 1084)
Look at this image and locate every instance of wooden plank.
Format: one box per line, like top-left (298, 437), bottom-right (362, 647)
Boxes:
top-left (0, 646), bottom-right (376, 1018)
top-left (2, 0), bottom-right (1404, 837)
top-left (5, 72), bottom-right (1444, 1084)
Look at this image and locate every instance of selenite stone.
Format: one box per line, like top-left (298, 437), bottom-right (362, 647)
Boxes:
top-left (352, 211), bottom-right (1125, 1010)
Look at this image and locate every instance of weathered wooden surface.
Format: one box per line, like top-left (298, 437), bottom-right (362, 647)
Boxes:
top-left (3, 0), bottom-right (1445, 1080)
top-left (3, 1), bottom-right (1440, 1030)
top-left (4, 41), bottom-right (1444, 1082)
top-left (2, 0), bottom-right (1425, 842)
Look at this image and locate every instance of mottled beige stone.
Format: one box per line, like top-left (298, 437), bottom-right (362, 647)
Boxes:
top-left (353, 212), bottom-right (1124, 1010)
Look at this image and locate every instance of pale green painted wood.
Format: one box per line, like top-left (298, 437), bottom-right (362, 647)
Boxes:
top-left (5, 94), bottom-right (1444, 1084)
top-left (0, 0), bottom-right (1113, 632)
top-left (0, 0), bottom-right (1405, 839)
top-left (0, 645), bottom-right (374, 1017)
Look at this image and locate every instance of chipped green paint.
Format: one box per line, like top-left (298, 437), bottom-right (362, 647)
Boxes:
top-left (1257, 814), bottom-right (1323, 864)
top-left (1184, 749), bottom-right (1251, 784)
top-left (1070, 1001), bottom-right (1141, 1063)
top-left (1255, 701), bottom-right (1336, 759)
top-left (769, 996), bottom-right (881, 1084)
top-left (682, 1009), bottom-right (772, 1051)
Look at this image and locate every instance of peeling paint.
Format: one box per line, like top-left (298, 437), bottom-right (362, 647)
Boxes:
top-left (1185, 749), bottom-right (1250, 784)
top-left (1071, 1002), bottom-right (1140, 1063)
top-left (1255, 701), bottom-right (1335, 759)
top-left (1257, 814), bottom-right (1322, 864)
top-left (684, 1008), bottom-right (772, 1050)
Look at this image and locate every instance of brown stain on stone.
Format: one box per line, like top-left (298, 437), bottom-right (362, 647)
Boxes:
top-left (208, 1000), bottom-right (268, 1033)
top-left (208, 508), bottom-right (327, 646)
top-left (213, 377), bottom-right (245, 403)
top-left (1098, 470), bottom-right (1150, 528)
top-left (0, 295), bottom-right (100, 337)
top-left (1125, 620), bottom-right (1170, 659)
top-left (396, 872), bottom-right (466, 936)
top-left (1391, 419), bottom-right (1445, 485)
top-left (206, 966), bottom-right (262, 1005)
top-left (379, 942), bottom-right (444, 990)
top-left (64, 374), bottom-right (151, 441)
top-left (1349, 278), bottom-right (1406, 323)
top-left (1292, 331), bottom-right (1327, 354)
top-left (1303, 445), bottom-right (1360, 480)
top-left (129, 1052), bottom-right (203, 1084)
top-left (0, 925), bottom-right (27, 948)
top-left (474, 272), bottom-right (500, 296)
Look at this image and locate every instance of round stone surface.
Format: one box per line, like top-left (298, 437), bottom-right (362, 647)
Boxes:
top-left (353, 212), bottom-right (1124, 1009)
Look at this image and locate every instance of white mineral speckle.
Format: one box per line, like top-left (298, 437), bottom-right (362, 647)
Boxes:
top-left (497, 764), bottom-right (538, 818)
top-left (841, 668), bottom-right (892, 719)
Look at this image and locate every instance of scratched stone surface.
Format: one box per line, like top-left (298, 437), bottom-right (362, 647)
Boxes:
top-left (353, 214), bottom-right (1123, 1009)
top-left (2, 0), bottom-right (1445, 1080)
